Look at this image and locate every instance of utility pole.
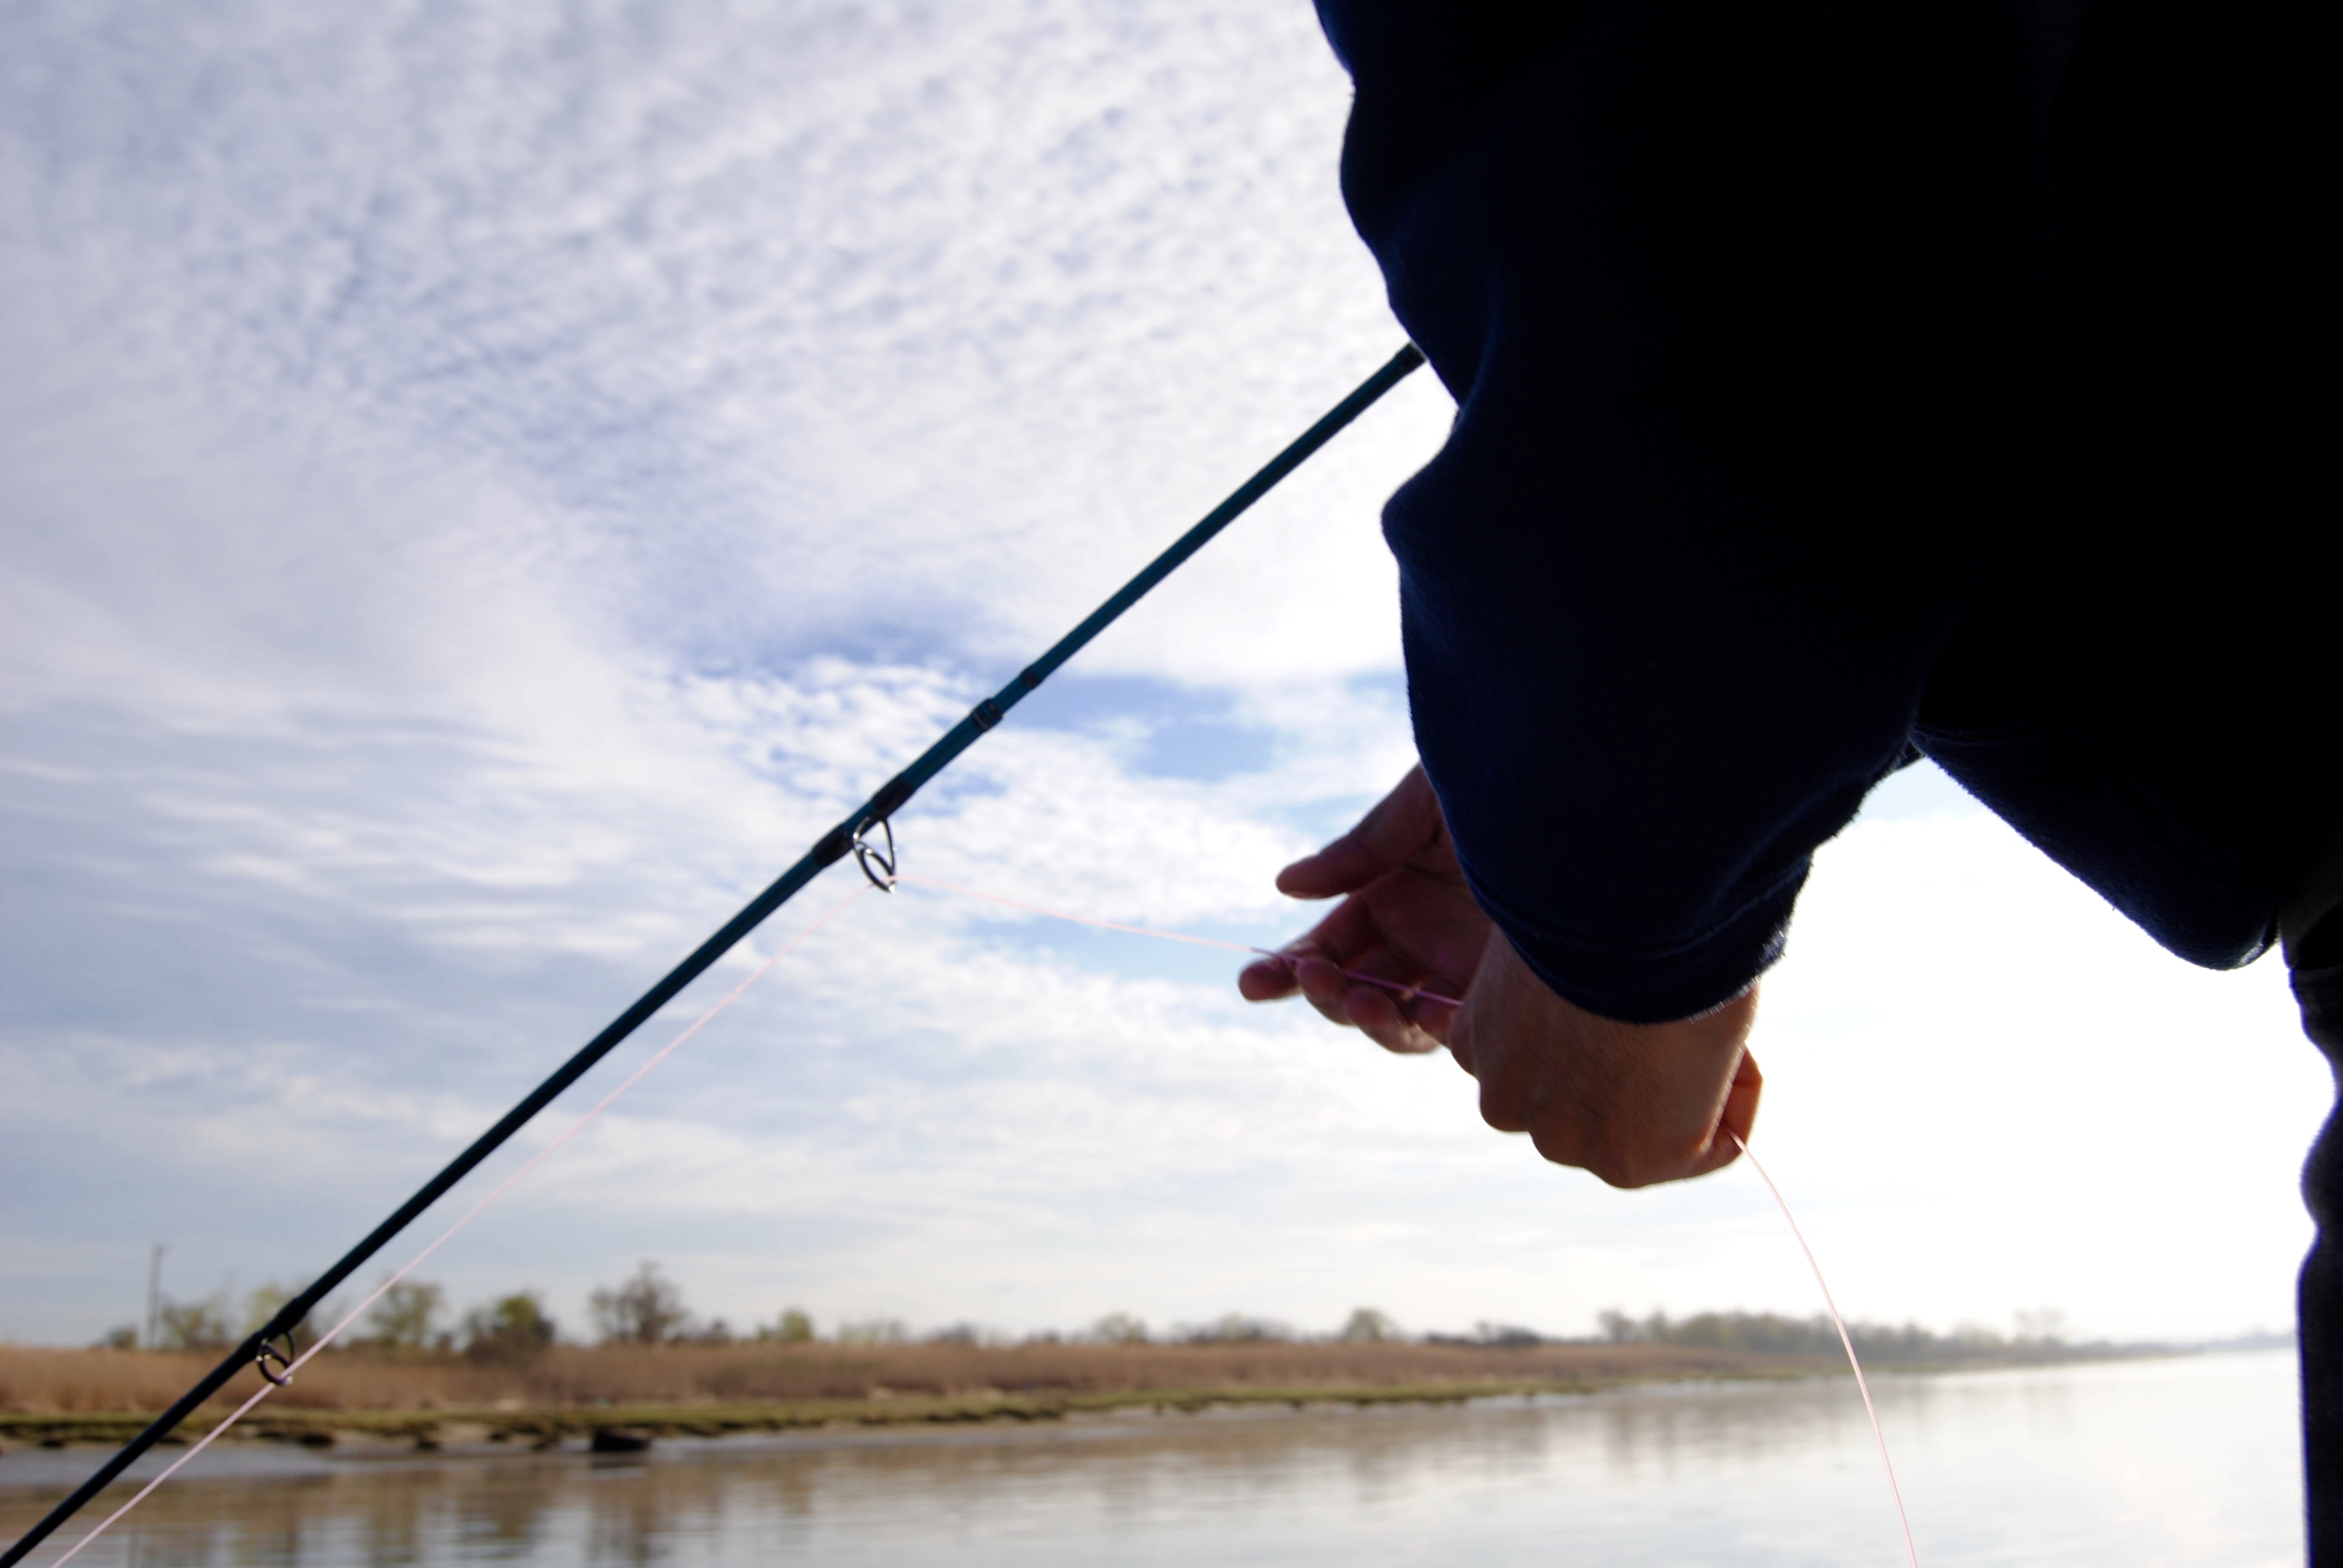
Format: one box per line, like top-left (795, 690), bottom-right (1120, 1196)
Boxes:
top-left (144, 1244), bottom-right (166, 1350)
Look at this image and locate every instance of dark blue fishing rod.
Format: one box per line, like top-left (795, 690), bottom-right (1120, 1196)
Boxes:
top-left (3, 342), bottom-right (1425, 1566)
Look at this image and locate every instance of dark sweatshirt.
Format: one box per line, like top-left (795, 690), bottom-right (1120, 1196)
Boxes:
top-left (1316, 0), bottom-right (2332, 1022)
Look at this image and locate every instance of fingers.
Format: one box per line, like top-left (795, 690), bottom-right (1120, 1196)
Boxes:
top-left (1289, 954), bottom-right (1402, 1047)
top-left (1275, 764), bottom-right (1443, 900)
top-left (1687, 1047), bottom-right (1764, 1178)
top-left (1236, 953), bottom-right (1299, 1002)
top-left (1455, 935), bottom-right (1764, 1189)
top-left (1290, 953), bottom-right (1358, 1028)
top-left (1241, 942), bottom-right (1366, 1031)
top-left (1237, 895), bottom-right (1379, 1009)
top-left (1237, 895), bottom-right (1403, 1014)
top-left (1306, 952), bottom-right (1447, 1054)
top-left (1240, 944), bottom-right (1447, 1054)
top-left (1240, 762), bottom-right (1478, 1055)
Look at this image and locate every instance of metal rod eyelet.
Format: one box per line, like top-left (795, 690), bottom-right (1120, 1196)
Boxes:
top-left (255, 1331), bottom-right (297, 1388)
top-left (851, 817), bottom-right (897, 891)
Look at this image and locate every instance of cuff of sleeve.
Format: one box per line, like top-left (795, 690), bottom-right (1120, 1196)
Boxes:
top-left (1469, 864), bottom-right (1806, 1025)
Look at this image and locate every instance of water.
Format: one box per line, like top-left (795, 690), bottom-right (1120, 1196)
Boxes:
top-left (1, 1351), bottom-right (2302, 1566)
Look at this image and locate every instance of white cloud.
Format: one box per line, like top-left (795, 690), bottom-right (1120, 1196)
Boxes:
top-left (0, 0), bottom-right (1444, 694)
top-left (0, 1), bottom-right (2321, 1357)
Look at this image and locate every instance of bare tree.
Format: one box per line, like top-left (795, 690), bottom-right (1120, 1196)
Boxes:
top-left (833, 1318), bottom-right (908, 1346)
top-left (589, 1262), bottom-right (691, 1345)
top-left (1180, 1313), bottom-right (1293, 1345)
top-left (242, 1282), bottom-right (338, 1353)
top-left (2013, 1307), bottom-right (2070, 1345)
top-left (462, 1292), bottom-right (558, 1363)
top-left (1087, 1312), bottom-right (1149, 1345)
top-left (756, 1307), bottom-right (815, 1344)
top-left (154, 1295), bottom-right (232, 1352)
top-left (364, 1280), bottom-right (447, 1351)
top-left (1596, 1308), bottom-right (1640, 1343)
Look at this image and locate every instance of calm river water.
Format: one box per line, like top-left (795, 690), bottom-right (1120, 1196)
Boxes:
top-left (0, 1350), bottom-right (2302, 1566)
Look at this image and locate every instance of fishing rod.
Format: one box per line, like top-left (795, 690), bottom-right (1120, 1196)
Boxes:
top-left (4, 342), bottom-right (1426, 1566)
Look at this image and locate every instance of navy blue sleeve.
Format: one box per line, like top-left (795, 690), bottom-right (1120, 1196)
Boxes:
top-left (1321, 1), bottom-right (2074, 1021)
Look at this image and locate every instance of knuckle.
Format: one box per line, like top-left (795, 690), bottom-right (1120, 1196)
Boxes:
top-left (1396, 1024), bottom-right (1443, 1055)
top-left (1481, 1086), bottom-right (1528, 1135)
top-left (1525, 1114), bottom-right (1584, 1169)
top-left (1592, 1155), bottom-right (1654, 1190)
top-left (1374, 1024), bottom-right (1430, 1055)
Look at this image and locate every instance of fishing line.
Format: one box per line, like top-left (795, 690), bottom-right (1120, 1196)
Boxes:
top-left (41, 884), bottom-right (876, 1567)
top-left (2, 344), bottom-right (1427, 1566)
top-left (43, 861), bottom-right (1919, 1567)
top-left (893, 869), bottom-right (1922, 1564)
top-left (11, 338), bottom-right (1916, 1564)
top-left (888, 872), bottom-right (1461, 1010)
top-left (1732, 1132), bottom-right (1921, 1568)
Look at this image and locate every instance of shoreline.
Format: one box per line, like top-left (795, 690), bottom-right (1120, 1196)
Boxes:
top-left (0, 1374), bottom-right (1806, 1454)
top-left (0, 1351), bottom-right (2180, 1457)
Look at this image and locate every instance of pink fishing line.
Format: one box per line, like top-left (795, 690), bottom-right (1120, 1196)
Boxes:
top-left (57, 865), bottom-right (1915, 1567)
top-left (47, 883), bottom-right (875, 1567)
top-left (1729, 1131), bottom-right (1921, 1567)
top-left (890, 872), bottom-right (1463, 1010)
top-left (902, 871), bottom-right (1916, 1563)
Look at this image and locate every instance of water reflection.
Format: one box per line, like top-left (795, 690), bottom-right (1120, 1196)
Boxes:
top-left (0, 1351), bottom-right (2301, 1566)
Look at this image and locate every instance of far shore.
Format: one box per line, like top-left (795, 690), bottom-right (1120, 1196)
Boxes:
top-left (0, 1338), bottom-right (2184, 1455)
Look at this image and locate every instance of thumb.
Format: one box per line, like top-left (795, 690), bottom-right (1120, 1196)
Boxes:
top-left (1276, 763), bottom-right (1444, 899)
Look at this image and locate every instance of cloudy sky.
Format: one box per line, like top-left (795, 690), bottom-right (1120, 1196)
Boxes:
top-left (0, 0), bottom-right (2324, 1354)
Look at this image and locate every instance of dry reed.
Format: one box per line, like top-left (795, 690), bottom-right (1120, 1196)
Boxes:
top-left (0, 1340), bottom-right (1808, 1418)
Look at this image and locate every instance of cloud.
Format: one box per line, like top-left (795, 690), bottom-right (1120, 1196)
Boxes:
top-left (0, 0), bottom-right (1447, 691)
top-left (0, 1), bottom-right (2321, 1353)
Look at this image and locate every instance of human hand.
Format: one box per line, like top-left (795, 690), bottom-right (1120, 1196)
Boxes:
top-left (1451, 932), bottom-right (1762, 1187)
top-left (1236, 763), bottom-right (1490, 1053)
top-left (1240, 763), bottom-right (1763, 1186)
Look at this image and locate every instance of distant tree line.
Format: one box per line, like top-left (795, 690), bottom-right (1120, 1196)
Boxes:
top-left (97, 1275), bottom-right (1411, 1356)
top-left (1593, 1307), bottom-right (2097, 1364)
top-left (106, 1279), bottom-right (562, 1362)
top-left (92, 1267), bottom-right (2097, 1365)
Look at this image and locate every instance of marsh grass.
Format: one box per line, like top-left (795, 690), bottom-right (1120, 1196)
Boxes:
top-left (0, 1340), bottom-right (1806, 1423)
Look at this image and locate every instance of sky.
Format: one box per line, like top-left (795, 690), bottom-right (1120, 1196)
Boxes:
top-left (0, 0), bottom-right (2325, 1353)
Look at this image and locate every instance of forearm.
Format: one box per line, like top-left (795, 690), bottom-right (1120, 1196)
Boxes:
top-left (1328, 0), bottom-right (2066, 1019)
